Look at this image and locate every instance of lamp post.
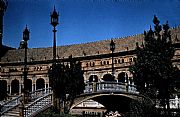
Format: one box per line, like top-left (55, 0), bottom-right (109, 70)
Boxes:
top-left (19, 25), bottom-right (29, 117)
top-left (50, 6), bottom-right (59, 62)
top-left (23, 25), bottom-right (29, 93)
top-left (110, 39), bottom-right (115, 79)
top-left (50, 6), bottom-right (59, 112)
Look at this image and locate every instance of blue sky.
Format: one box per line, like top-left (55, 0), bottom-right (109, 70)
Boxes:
top-left (3, 0), bottom-right (180, 48)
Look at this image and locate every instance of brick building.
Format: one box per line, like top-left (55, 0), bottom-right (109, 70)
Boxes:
top-left (0, 0), bottom-right (179, 97)
top-left (0, 26), bottom-right (179, 96)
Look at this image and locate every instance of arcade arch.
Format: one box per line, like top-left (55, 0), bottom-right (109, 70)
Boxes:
top-left (11, 79), bottom-right (19, 94)
top-left (25, 79), bottom-right (32, 92)
top-left (36, 78), bottom-right (45, 90)
top-left (89, 75), bottom-right (98, 82)
top-left (102, 74), bottom-right (115, 81)
top-left (0, 80), bottom-right (7, 100)
top-left (118, 72), bottom-right (128, 83)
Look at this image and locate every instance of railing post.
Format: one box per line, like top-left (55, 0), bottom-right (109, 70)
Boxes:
top-left (93, 82), bottom-right (97, 92)
top-left (126, 83), bottom-right (128, 92)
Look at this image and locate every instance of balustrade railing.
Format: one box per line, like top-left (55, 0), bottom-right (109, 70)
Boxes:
top-left (0, 95), bottom-right (22, 115)
top-left (0, 87), bottom-right (52, 116)
top-left (84, 81), bottom-right (139, 94)
top-left (169, 98), bottom-right (180, 109)
top-left (155, 98), bottom-right (180, 109)
top-left (24, 93), bottom-right (53, 117)
top-left (30, 87), bottom-right (52, 100)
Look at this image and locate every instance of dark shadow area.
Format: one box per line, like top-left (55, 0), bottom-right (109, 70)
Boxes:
top-left (36, 78), bottom-right (45, 90)
top-left (102, 74), bottom-right (115, 81)
top-left (92, 95), bottom-right (132, 113)
top-left (89, 75), bottom-right (98, 82)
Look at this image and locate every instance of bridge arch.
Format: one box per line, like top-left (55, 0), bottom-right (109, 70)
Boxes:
top-left (71, 92), bottom-right (145, 112)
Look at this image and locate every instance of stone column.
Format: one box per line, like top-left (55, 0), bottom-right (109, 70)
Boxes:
top-left (19, 83), bottom-right (22, 94)
top-left (93, 82), bottom-right (97, 92)
top-left (9, 84), bottom-right (11, 95)
top-left (32, 83), bottom-right (34, 92)
top-left (19, 104), bottom-right (24, 117)
top-left (19, 96), bottom-right (24, 117)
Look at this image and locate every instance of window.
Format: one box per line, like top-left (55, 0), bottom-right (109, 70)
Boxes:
top-left (133, 57), bottom-right (136, 62)
top-left (100, 61), bottom-right (103, 65)
top-left (92, 62), bottom-right (95, 66)
top-left (122, 59), bottom-right (124, 63)
top-left (129, 58), bottom-right (132, 62)
top-left (114, 59), bottom-right (117, 64)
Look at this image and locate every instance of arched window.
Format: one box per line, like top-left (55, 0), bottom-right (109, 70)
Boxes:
top-left (114, 59), bottom-right (117, 64)
top-left (118, 59), bottom-right (121, 64)
top-left (122, 59), bottom-right (124, 63)
top-left (92, 62), bottom-right (95, 66)
top-left (100, 61), bottom-right (103, 65)
top-left (129, 58), bottom-right (132, 62)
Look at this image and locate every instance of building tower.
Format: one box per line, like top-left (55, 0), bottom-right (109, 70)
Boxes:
top-left (0, 0), bottom-right (7, 47)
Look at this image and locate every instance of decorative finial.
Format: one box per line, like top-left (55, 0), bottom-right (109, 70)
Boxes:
top-left (54, 5), bottom-right (56, 11)
top-left (23, 25), bottom-right (30, 41)
top-left (163, 20), bottom-right (169, 32)
top-left (153, 15), bottom-right (160, 25)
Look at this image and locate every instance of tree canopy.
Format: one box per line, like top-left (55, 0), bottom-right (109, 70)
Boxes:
top-left (48, 56), bottom-right (84, 113)
top-left (130, 15), bottom-right (176, 102)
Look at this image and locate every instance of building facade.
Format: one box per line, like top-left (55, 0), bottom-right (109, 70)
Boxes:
top-left (0, 0), bottom-right (179, 97)
top-left (0, 26), bottom-right (179, 96)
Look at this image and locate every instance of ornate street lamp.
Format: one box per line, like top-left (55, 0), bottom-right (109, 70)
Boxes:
top-left (50, 6), bottom-right (59, 62)
top-left (22, 25), bottom-right (30, 103)
top-left (50, 6), bottom-right (59, 110)
top-left (110, 39), bottom-right (115, 79)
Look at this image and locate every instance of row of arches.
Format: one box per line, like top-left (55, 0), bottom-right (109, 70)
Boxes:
top-left (88, 72), bottom-right (133, 84)
top-left (0, 78), bottom-right (45, 95)
top-left (86, 57), bottom-right (136, 67)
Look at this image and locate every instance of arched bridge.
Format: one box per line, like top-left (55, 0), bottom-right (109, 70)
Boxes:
top-left (1, 82), bottom-right (180, 116)
top-left (71, 82), bottom-right (146, 112)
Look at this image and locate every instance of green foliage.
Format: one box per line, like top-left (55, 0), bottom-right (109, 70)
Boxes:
top-left (130, 15), bottom-right (175, 102)
top-left (128, 98), bottom-right (157, 117)
top-left (48, 56), bottom-right (85, 113)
